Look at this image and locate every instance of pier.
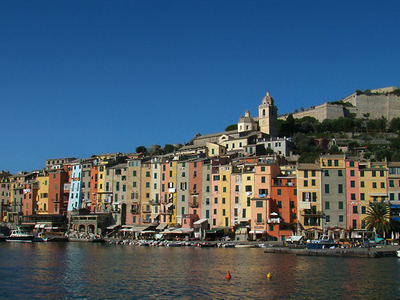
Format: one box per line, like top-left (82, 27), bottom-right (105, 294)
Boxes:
top-left (264, 245), bottom-right (398, 258)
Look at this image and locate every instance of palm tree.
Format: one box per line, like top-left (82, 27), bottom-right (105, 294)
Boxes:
top-left (363, 201), bottom-right (391, 238)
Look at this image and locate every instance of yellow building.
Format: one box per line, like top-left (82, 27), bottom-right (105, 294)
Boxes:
top-left (297, 163), bottom-right (322, 230)
top-left (218, 164), bottom-right (232, 227)
top-left (358, 161), bottom-right (388, 228)
top-left (36, 174), bottom-right (49, 214)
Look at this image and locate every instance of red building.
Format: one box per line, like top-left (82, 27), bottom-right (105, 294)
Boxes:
top-left (269, 175), bottom-right (297, 241)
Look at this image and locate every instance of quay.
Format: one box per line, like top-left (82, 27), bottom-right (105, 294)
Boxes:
top-left (264, 245), bottom-right (399, 258)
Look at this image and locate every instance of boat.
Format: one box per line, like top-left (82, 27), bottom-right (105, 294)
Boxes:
top-left (397, 250), bottom-right (400, 258)
top-left (235, 243), bottom-right (257, 248)
top-left (307, 235), bottom-right (339, 249)
top-left (198, 242), bottom-right (217, 248)
top-left (6, 229), bottom-right (35, 242)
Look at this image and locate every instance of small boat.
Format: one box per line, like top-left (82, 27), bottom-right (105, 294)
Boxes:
top-left (307, 235), bottom-right (339, 249)
top-left (396, 250), bottom-right (400, 258)
top-left (198, 242), bottom-right (217, 248)
top-left (235, 243), bottom-right (256, 248)
top-left (6, 229), bottom-right (35, 242)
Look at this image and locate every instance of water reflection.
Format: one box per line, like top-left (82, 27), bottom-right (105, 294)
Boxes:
top-left (1, 243), bottom-right (400, 299)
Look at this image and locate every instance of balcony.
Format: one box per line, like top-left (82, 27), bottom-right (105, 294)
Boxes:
top-left (189, 202), bottom-right (199, 208)
top-left (268, 218), bottom-right (281, 224)
top-left (142, 208), bottom-right (151, 213)
top-left (130, 209), bottom-right (139, 214)
top-left (149, 200), bottom-right (159, 205)
top-left (301, 211), bottom-right (324, 217)
top-left (190, 190), bottom-right (199, 195)
top-left (168, 188), bottom-right (176, 193)
top-left (255, 221), bottom-right (265, 225)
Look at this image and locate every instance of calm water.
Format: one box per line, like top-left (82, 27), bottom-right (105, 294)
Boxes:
top-left (1, 242), bottom-right (400, 299)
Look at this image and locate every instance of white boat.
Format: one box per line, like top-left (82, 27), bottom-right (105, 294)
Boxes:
top-left (396, 250), bottom-right (400, 258)
top-left (6, 229), bottom-right (35, 242)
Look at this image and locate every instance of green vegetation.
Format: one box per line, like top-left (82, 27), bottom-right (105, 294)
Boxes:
top-left (225, 124), bottom-right (238, 131)
top-left (278, 114), bottom-right (400, 162)
top-left (364, 201), bottom-right (391, 238)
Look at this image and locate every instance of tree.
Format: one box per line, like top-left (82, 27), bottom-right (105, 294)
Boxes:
top-left (390, 117), bottom-right (400, 133)
top-left (163, 144), bottom-right (175, 154)
top-left (363, 201), bottom-right (391, 238)
top-left (225, 124), bottom-right (238, 131)
top-left (135, 146), bottom-right (148, 155)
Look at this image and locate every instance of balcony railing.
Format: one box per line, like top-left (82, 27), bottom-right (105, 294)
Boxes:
top-left (189, 203), bottom-right (199, 208)
top-left (301, 211), bottom-right (324, 217)
top-left (268, 218), bottom-right (280, 224)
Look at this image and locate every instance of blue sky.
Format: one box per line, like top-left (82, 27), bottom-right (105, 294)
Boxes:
top-left (1, 1), bottom-right (399, 173)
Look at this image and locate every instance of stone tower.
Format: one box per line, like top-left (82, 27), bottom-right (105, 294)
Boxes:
top-left (258, 92), bottom-right (278, 136)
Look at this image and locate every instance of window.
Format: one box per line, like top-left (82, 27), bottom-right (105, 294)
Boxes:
top-left (222, 209), bottom-right (226, 216)
top-left (242, 209), bottom-right (246, 218)
top-left (381, 182), bottom-right (385, 188)
top-left (311, 171), bottom-right (316, 177)
top-left (214, 197), bottom-right (218, 204)
top-left (350, 181), bottom-right (355, 188)
top-left (328, 160), bottom-right (332, 166)
top-left (311, 179), bottom-right (316, 186)
top-left (261, 167), bottom-right (265, 172)
top-left (360, 193), bottom-right (365, 200)
top-left (339, 201), bottom-right (344, 209)
top-left (338, 170), bottom-right (343, 176)
top-left (339, 215), bottom-right (344, 222)
top-left (325, 202), bottom-right (330, 210)
top-left (389, 180), bottom-right (394, 187)
top-left (278, 201), bottom-right (282, 208)
top-left (277, 189), bottom-right (281, 195)
top-left (290, 201), bottom-right (295, 208)
top-left (256, 201), bottom-right (263, 207)
top-left (325, 184), bottom-right (330, 194)
top-left (324, 170), bottom-right (329, 176)
top-left (304, 180), bottom-right (308, 187)
top-left (350, 161), bottom-right (355, 167)
top-left (360, 171), bottom-right (364, 177)
top-left (325, 215), bottom-right (330, 222)
top-left (373, 182), bottom-right (377, 189)
top-left (304, 171), bottom-right (308, 178)
top-left (338, 184), bottom-right (343, 194)
top-left (256, 213), bottom-right (262, 223)
top-left (334, 160), bottom-right (339, 166)
top-left (351, 193), bottom-right (356, 200)
top-left (390, 193), bottom-right (395, 201)
top-left (261, 176), bottom-right (266, 183)
top-left (353, 206), bottom-right (358, 214)
top-left (380, 170), bottom-right (384, 177)
top-left (360, 181), bottom-right (365, 188)
top-left (362, 206), bottom-right (366, 214)
top-left (372, 171), bottom-right (376, 177)
top-left (235, 197), bottom-right (239, 204)
top-left (350, 170), bottom-right (355, 177)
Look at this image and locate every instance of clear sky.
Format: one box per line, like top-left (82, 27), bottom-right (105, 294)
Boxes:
top-left (1, 1), bottom-right (399, 174)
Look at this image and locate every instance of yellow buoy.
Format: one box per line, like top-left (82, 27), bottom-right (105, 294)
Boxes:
top-left (267, 272), bottom-right (272, 279)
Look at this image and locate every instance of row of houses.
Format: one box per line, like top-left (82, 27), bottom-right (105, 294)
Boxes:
top-left (1, 151), bottom-right (400, 241)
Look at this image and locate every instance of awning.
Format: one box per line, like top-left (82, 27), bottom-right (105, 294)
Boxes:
top-left (249, 230), bottom-right (266, 234)
top-left (151, 213), bottom-right (160, 219)
top-left (238, 218), bottom-right (251, 223)
top-left (141, 230), bottom-right (155, 234)
top-left (193, 219), bottom-right (208, 225)
top-left (156, 223), bottom-right (168, 230)
top-left (166, 203), bottom-right (174, 209)
top-left (128, 225), bottom-right (150, 232)
top-left (391, 205), bottom-right (400, 209)
top-left (391, 217), bottom-right (400, 222)
top-left (106, 224), bottom-right (121, 230)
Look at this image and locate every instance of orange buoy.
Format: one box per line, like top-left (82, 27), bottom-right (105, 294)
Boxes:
top-left (266, 272), bottom-right (272, 279)
top-left (225, 271), bottom-right (232, 280)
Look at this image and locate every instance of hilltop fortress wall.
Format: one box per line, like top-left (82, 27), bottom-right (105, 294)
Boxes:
top-left (279, 86), bottom-right (400, 122)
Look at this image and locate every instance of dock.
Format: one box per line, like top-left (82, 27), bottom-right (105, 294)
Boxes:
top-left (264, 245), bottom-right (398, 258)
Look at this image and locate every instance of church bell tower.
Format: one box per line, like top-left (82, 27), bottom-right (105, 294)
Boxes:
top-left (258, 92), bottom-right (278, 136)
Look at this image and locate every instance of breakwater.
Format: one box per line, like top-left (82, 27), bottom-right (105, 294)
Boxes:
top-left (264, 245), bottom-right (398, 258)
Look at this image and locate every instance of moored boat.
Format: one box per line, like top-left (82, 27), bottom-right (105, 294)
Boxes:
top-left (307, 235), bottom-right (339, 249)
top-left (6, 229), bottom-right (35, 242)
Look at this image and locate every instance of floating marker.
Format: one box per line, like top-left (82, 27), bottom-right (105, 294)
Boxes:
top-left (267, 272), bottom-right (272, 279)
top-left (225, 271), bottom-right (232, 280)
